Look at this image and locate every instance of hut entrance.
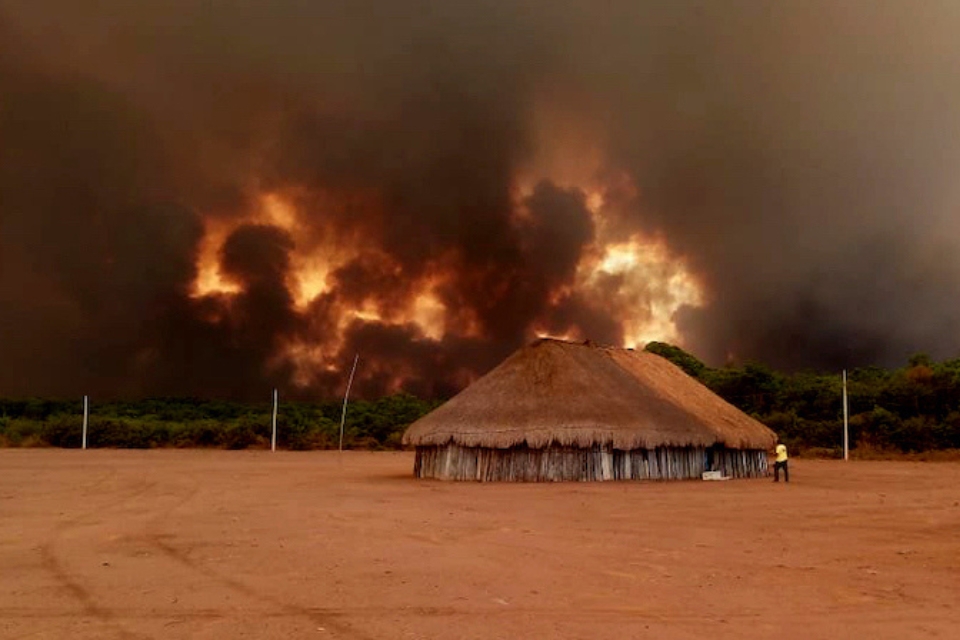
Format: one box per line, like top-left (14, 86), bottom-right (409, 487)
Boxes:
top-left (705, 445), bottom-right (721, 472)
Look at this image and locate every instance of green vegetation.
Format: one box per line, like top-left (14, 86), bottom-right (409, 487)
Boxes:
top-left (3, 344), bottom-right (960, 455)
top-left (0, 394), bottom-right (439, 451)
top-left (645, 342), bottom-right (960, 456)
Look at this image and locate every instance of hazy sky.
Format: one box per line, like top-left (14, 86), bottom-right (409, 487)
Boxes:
top-left (3, 1), bottom-right (960, 398)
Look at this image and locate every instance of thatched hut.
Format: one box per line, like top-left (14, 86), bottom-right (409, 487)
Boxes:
top-left (403, 339), bottom-right (776, 481)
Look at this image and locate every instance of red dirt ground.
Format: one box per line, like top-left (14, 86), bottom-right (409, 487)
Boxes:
top-left (1, 450), bottom-right (958, 639)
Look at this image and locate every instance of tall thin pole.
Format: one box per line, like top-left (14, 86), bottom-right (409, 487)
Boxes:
top-left (339, 354), bottom-right (359, 452)
top-left (271, 388), bottom-right (278, 452)
top-left (842, 369), bottom-right (849, 461)
top-left (82, 395), bottom-right (88, 450)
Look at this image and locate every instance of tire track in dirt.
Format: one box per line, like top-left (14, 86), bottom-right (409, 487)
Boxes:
top-left (0, 602), bottom-right (787, 622)
top-left (37, 544), bottom-right (140, 638)
top-left (139, 471), bottom-right (377, 640)
top-left (36, 474), bottom-right (160, 640)
top-left (146, 535), bottom-right (375, 639)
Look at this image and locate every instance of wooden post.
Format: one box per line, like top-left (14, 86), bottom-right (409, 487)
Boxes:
top-left (339, 354), bottom-right (359, 452)
top-left (271, 388), bottom-right (278, 452)
top-left (82, 395), bottom-right (88, 450)
top-left (843, 370), bottom-right (849, 461)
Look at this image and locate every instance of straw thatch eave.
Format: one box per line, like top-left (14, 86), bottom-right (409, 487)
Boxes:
top-left (403, 339), bottom-right (776, 451)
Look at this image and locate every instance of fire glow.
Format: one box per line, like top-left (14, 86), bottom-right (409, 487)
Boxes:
top-left (189, 175), bottom-right (703, 392)
top-left (580, 238), bottom-right (702, 347)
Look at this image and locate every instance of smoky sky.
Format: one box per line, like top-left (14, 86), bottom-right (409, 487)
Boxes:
top-left (3, 1), bottom-right (960, 399)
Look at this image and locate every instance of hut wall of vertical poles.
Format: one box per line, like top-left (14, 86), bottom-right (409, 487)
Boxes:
top-left (414, 443), bottom-right (769, 482)
top-left (403, 339), bottom-right (780, 482)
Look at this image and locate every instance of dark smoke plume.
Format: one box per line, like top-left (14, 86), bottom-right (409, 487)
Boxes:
top-left (3, 1), bottom-right (960, 399)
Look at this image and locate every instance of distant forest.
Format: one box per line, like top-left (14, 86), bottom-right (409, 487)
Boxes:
top-left (2, 342), bottom-right (959, 455)
top-left (644, 342), bottom-right (960, 456)
top-left (0, 394), bottom-right (439, 451)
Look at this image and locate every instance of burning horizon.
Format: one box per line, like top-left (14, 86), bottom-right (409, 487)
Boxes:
top-left (184, 170), bottom-right (704, 398)
top-left (4, 2), bottom-right (960, 400)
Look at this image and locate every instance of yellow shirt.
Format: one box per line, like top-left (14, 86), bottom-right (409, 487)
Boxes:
top-left (775, 444), bottom-right (788, 462)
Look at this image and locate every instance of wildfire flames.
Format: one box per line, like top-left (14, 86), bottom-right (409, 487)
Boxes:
top-left (22, 1), bottom-right (955, 400)
top-left (188, 172), bottom-right (704, 393)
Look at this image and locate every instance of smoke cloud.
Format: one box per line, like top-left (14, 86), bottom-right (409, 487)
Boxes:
top-left (3, 1), bottom-right (960, 399)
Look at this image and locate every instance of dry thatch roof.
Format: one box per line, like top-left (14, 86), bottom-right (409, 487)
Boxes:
top-left (403, 339), bottom-right (777, 450)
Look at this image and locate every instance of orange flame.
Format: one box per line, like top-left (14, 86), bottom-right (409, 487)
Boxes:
top-left (190, 163), bottom-right (704, 389)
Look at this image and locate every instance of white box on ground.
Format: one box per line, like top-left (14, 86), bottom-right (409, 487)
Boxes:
top-left (702, 470), bottom-right (730, 481)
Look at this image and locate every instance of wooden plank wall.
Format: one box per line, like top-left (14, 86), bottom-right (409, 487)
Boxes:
top-left (414, 444), bottom-right (769, 482)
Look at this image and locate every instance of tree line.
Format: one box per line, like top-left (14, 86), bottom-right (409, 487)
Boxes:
top-left (0, 394), bottom-right (439, 450)
top-left (644, 342), bottom-right (960, 455)
top-left (2, 343), bottom-right (960, 454)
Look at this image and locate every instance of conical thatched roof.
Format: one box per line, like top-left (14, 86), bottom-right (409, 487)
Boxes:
top-left (403, 339), bottom-right (777, 450)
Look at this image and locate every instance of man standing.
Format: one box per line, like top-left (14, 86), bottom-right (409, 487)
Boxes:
top-left (773, 443), bottom-right (789, 483)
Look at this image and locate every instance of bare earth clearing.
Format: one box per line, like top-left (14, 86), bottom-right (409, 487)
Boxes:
top-left (1, 451), bottom-right (958, 639)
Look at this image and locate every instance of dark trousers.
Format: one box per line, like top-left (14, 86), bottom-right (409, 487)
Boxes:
top-left (773, 460), bottom-right (789, 482)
